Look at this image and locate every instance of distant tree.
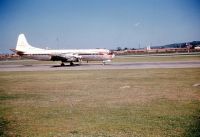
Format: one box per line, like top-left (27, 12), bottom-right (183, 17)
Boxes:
top-left (123, 47), bottom-right (128, 50)
top-left (116, 47), bottom-right (122, 51)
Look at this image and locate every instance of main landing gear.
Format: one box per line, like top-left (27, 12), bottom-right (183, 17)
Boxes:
top-left (61, 62), bottom-right (65, 66)
top-left (70, 62), bottom-right (74, 66)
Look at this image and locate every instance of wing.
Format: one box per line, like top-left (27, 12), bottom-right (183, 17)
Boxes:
top-left (51, 53), bottom-right (82, 62)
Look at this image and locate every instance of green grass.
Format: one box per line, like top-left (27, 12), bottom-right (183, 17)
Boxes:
top-left (113, 55), bottom-right (200, 62)
top-left (0, 68), bottom-right (200, 136)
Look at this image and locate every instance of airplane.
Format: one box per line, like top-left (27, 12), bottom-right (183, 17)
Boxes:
top-left (11, 34), bottom-right (115, 66)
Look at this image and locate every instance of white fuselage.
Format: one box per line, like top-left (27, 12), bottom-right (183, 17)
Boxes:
top-left (21, 47), bottom-right (114, 61)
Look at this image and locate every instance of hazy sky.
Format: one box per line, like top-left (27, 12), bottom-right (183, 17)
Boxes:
top-left (0, 0), bottom-right (200, 53)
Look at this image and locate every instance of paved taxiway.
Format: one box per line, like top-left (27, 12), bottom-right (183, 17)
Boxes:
top-left (0, 61), bottom-right (200, 71)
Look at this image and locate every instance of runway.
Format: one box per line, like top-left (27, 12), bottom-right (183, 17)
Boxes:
top-left (0, 61), bottom-right (200, 71)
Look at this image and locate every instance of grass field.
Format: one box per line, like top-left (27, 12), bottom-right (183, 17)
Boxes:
top-left (0, 68), bottom-right (200, 136)
top-left (113, 55), bottom-right (200, 63)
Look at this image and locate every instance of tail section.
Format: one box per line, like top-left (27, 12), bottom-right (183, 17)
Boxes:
top-left (16, 34), bottom-right (32, 52)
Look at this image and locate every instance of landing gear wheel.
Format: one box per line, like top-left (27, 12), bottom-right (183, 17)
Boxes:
top-left (61, 62), bottom-right (65, 66)
top-left (70, 62), bottom-right (74, 66)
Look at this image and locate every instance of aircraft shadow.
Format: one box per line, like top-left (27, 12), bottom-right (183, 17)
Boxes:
top-left (51, 64), bottom-right (80, 68)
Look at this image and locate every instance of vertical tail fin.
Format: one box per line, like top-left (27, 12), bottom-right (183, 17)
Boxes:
top-left (16, 34), bottom-right (32, 52)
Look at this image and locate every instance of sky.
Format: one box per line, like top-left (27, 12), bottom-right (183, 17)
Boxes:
top-left (0, 0), bottom-right (200, 53)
